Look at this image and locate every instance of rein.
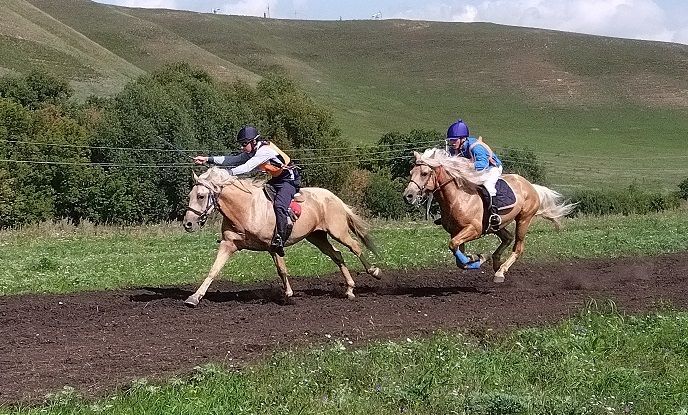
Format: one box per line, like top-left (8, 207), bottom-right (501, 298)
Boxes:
top-left (433, 166), bottom-right (458, 194)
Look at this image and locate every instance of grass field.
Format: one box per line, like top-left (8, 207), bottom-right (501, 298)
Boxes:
top-left (1, 209), bottom-right (687, 296)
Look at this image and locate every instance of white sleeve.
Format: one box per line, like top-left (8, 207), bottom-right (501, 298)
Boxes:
top-left (229, 146), bottom-right (278, 175)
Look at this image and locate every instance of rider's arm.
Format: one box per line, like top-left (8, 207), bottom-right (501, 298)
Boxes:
top-left (229, 146), bottom-right (276, 175)
top-left (471, 144), bottom-right (491, 171)
top-left (209, 153), bottom-right (250, 167)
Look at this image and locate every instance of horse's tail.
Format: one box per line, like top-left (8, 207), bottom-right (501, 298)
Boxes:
top-left (343, 203), bottom-right (378, 256)
top-left (532, 184), bottom-right (577, 230)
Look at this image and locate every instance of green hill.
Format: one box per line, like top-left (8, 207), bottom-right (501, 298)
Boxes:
top-left (1, 0), bottom-right (687, 189)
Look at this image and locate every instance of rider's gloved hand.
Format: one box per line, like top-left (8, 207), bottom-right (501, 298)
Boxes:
top-left (193, 156), bottom-right (209, 165)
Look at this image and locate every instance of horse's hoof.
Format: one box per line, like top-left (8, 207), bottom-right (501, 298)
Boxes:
top-left (370, 267), bottom-right (382, 279)
top-left (346, 291), bottom-right (356, 300)
top-left (184, 296), bottom-right (200, 307)
top-left (493, 272), bottom-right (505, 283)
top-left (285, 289), bottom-right (294, 298)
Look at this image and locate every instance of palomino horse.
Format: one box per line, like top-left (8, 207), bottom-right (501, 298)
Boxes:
top-left (182, 167), bottom-right (380, 306)
top-left (403, 149), bottom-right (575, 282)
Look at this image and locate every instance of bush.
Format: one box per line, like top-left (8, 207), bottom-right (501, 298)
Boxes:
top-left (678, 177), bottom-right (688, 200)
top-left (338, 168), bottom-right (371, 210)
top-left (368, 129), bottom-right (444, 179)
top-left (501, 147), bottom-right (546, 184)
top-left (0, 64), bottom-right (353, 227)
top-left (570, 184), bottom-right (680, 216)
top-left (362, 170), bottom-right (410, 219)
top-left (0, 70), bottom-right (72, 109)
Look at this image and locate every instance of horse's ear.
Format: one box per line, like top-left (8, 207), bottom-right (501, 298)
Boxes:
top-left (192, 170), bottom-right (199, 182)
top-left (413, 151), bottom-right (421, 161)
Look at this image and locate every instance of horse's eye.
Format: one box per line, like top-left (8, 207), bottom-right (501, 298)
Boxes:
top-left (421, 171), bottom-right (428, 176)
top-left (197, 194), bottom-right (205, 200)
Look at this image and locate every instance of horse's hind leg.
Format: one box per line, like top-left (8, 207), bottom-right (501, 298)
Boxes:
top-left (270, 252), bottom-right (293, 299)
top-left (495, 215), bottom-right (533, 283)
top-left (306, 231), bottom-right (357, 299)
top-left (185, 240), bottom-right (237, 307)
top-left (328, 228), bottom-right (381, 279)
top-left (492, 227), bottom-right (515, 273)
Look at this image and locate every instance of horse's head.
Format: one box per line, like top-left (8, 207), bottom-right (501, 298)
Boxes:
top-left (183, 171), bottom-right (217, 232)
top-left (403, 151), bottom-right (439, 206)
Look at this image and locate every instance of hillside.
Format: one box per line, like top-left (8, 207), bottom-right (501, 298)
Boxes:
top-left (1, 0), bottom-right (687, 189)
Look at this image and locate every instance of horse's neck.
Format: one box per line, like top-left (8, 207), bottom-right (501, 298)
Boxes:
top-left (216, 182), bottom-right (269, 227)
top-left (435, 179), bottom-right (476, 214)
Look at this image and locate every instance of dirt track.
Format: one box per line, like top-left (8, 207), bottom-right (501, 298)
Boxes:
top-left (2, 252), bottom-right (688, 404)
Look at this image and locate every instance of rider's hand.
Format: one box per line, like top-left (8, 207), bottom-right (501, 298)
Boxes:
top-left (193, 156), bottom-right (209, 165)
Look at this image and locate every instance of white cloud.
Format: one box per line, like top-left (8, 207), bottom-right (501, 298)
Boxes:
top-left (220, 0), bottom-right (272, 17)
top-left (98, 0), bottom-right (179, 8)
top-left (390, 0), bottom-right (686, 44)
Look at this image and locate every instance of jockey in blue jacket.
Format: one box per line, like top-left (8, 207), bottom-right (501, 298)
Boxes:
top-left (193, 125), bottom-right (300, 256)
top-left (446, 119), bottom-right (503, 231)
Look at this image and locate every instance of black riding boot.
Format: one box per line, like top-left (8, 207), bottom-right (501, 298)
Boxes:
top-left (433, 215), bottom-right (443, 225)
top-left (270, 233), bottom-right (285, 257)
top-left (488, 196), bottom-right (501, 231)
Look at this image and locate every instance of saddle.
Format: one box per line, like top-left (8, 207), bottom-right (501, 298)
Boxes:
top-left (476, 178), bottom-right (516, 232)
top-left (263, 184), bottom-right (303, 223)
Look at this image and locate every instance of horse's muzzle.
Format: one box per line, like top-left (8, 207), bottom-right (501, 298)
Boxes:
top-left (402, 189), bottom-right (423, 206)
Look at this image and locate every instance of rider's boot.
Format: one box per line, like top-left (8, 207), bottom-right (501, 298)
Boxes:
top-left (433, 215), bottom-right (442, 225)
top-left (270, 233), bottom-right (285, 257)
top-left (488, 196), bottom-right (501, 232)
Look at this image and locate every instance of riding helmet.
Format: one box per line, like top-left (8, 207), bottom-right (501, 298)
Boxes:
top-left (236, 125), bottom-right (260, 144)
top-left (446, 119), bottom-right (469, 139)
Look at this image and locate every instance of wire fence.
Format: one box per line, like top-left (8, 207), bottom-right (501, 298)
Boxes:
top-left (1, 138), bottom-right (687, 175)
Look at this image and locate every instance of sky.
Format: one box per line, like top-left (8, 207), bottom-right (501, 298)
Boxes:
top-left (94, 0), bottom-right (688, 44)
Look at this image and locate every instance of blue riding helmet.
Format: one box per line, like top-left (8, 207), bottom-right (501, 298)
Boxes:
top-left (446, 119), bottom-right (469, 140)
top-left (237, 125), bottom-right (260, 144)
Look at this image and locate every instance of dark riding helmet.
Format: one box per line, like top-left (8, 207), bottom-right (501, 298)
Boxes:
top-left (446, 119), bottom-right (469, 140)
top-left (236, 125), bottom-right (260, 145)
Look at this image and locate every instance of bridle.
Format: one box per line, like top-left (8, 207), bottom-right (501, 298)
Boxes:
top-left (409, 162), bottom-right (457, 196)
top-left (185, 181), bottom-right (219, 227)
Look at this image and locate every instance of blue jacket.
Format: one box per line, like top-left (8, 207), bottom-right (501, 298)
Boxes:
top-left (448, 136), bottom-right (502, 171)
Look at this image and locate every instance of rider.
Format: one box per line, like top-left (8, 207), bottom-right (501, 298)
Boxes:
top-left (446, 119), bottom-right (503, 231)
top-left (193, 125), bottom-right (300, 256)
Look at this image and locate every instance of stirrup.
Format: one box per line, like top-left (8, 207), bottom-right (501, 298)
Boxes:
top-left (489, 213), bottom-right (501, 230)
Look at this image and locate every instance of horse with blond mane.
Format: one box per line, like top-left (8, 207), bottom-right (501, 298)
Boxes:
top-left (403, 148), bottom-right (575, 282)
top-left (182, 167), bottom-right (380, 306)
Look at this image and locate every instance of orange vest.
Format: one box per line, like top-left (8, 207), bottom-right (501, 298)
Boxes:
top-left (259, 142), bottom-right (291, 177)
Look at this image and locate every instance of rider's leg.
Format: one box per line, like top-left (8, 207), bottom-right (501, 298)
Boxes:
top-left (484, 166), bottom-right (503, 231)
top-left (271, 180), bottom-right (297, 257)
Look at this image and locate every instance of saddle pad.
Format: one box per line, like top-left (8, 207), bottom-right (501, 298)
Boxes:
top-left (494, 178), bottom-right (516, 211)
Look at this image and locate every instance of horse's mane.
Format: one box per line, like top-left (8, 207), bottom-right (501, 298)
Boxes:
top-left (417, 148), bottom-right (484, 187)
top-left (197, 167), bottom-right (264, 192)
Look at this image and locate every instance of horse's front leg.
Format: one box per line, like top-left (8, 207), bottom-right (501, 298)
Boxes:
top-left (185, 240), bottom-right (237, 307)
top-left (270, 252), bottom-right (293, 299)
top-left (450, 227), bottom-right (484, 269)
top-left (459, 243), bottom-right (481, 263)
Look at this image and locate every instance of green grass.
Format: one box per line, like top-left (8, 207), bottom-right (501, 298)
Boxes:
top-left (1, 209), bottom-right (687, 296)
top-left (4, 306), bottom-right (688, 414)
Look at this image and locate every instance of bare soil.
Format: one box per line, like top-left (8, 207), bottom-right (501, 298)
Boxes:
top-left (2, 252), bottom-right (687, 404)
